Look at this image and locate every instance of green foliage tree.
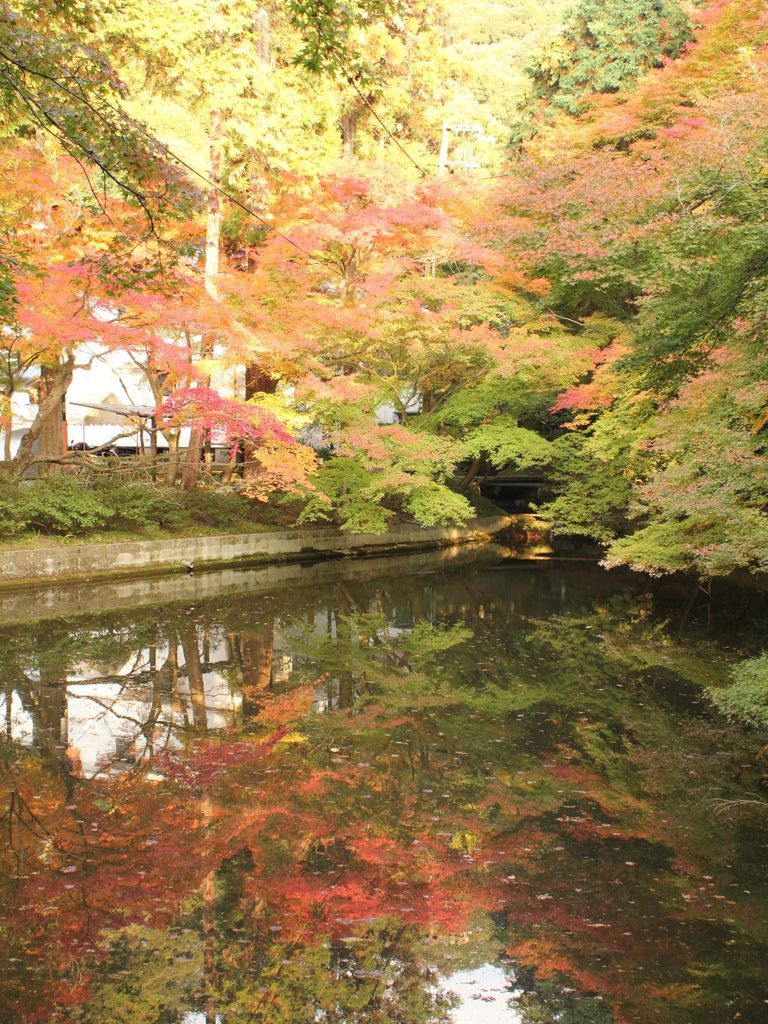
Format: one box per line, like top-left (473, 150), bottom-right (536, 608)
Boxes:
top-left (515, 0), bottom-right (692, 131)
top-left (501, 0), bottom-right (768, 578)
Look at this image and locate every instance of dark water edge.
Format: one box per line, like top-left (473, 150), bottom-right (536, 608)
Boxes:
top-left (0, 541), bottom-right (519, 626)
top-left (1, 551), bottom-right (767, 1024)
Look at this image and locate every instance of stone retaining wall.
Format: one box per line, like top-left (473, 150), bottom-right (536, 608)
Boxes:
top-left (0, 514), bottom-right (550, 588)
top-left (0, 540), bottom-right (545, 625)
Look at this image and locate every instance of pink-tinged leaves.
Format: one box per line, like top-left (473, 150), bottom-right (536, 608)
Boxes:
top-left (157, 386), bottom-right (293, 446)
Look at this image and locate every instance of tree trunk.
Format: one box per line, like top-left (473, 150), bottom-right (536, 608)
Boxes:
top-left (220, 447), bottom-right (238, 483)
top-left (254, 6), bottom-right (270, 62)
top-left (166, 432), bottom-right (181, 486)
top-left (2, 388), bottom-right (12, 463)
top-left (182, 108), bottom-right (222, 491)
top-left (204, 109), bottom-right (222, 300)
top-left (242, 365), bottom-right (277, 482)
top-left (460, 455), bottom-right (484, 492)
top-left (37, 366), bottom-right (68, 472)
top-left (13, 358), bottom-right (73, 475)
top-left (341, 107), bottom-right (359, 159)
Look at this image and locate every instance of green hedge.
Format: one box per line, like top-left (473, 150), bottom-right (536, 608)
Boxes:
top-left (0, 475), bottom-right (262, 538)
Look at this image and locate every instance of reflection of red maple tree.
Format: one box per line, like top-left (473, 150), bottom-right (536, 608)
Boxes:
top-left (0, 648), bottom-right (762, 1024)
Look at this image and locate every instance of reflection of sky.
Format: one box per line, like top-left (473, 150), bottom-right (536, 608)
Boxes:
top-left (66, 668), bottom-right (241, 775)
top-left (66, 683), bottom-right (185, 776)
top-left (0, 692), bottom-right (34, 746)
top-left (1, 633), bottom-right (243, 775)
top-left (442, 964), bottom-right (521, 1024)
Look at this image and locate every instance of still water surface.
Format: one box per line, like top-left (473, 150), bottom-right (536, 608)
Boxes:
top-left (1, 553), bottom-right (767, 1023)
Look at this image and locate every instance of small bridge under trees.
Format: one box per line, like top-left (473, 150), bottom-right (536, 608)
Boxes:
top-left (476, 473), bottom-right (547, 513)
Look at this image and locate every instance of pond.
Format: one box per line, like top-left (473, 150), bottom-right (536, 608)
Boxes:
top-left (1, 550), bottom-right (767, 1024)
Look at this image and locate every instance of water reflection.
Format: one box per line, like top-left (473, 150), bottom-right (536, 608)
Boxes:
top-left (0, 559), bottom-right (767, 1023)
top-left (442, 965), bottom-right (519, 1023)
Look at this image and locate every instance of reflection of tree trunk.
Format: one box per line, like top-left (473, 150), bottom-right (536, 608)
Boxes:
top-left (336, 582), bottom-right (359, 614)
top-left (36, 668), bottom-right (67, 750)
top-left (144, 670), bottom-right (164, 758)
top-left (203, 867), bottom-right (216, 1021)
top-left (146, 642), bottom-right (182, 753)
top-left (420, 742), bottom-right (430, 770)
top-left (225, 632), bottom-right (238, 665)
top-left (165, 642), bottom-right (180, 703)
top-left (411, 587), bottom-right (430, 624)
top-left (239, 623), bottom-right (274, 725)
top-left (150, 646), bottom-right (177, 744)
top-left (200, 795), bottom-right (217, 1022)
top-left (181, 628), bottom-right (207, 731)
top-left (20, 672), bottom-right (78, 795)
top-left (338, 673), bottom-right (355, 709)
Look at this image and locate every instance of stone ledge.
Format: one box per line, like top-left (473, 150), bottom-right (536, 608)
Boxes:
top-left (0, 514), bottom-right (551, 589)
top-left (0, 540), bottom-right (546, 626)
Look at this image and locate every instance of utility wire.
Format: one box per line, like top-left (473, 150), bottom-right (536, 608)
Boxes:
top-left (0, 38), bottom-right (436, 260)
top-left (163, 147), bottom-right (330, 264)
top-left (307, 20), bottom-right (431, 177)
top-left (0, 48), bottom-right (332, 266)
top-left (341, 73), bottom-right (430, 177)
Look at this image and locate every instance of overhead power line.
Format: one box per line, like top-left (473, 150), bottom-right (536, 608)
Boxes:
top-left (163, 148), bottom-right (325, 263)
top-left (0, 48), bottom-right (335, 266)
top-left (0, 38), bottom-right (435, 261)
top-left (341, 73), bottom-right (430, 177)
top-left (306, 19), bottom-right (430, 177)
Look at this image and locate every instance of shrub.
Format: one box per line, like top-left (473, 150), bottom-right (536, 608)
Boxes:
top-left (17, 475), bottom-right (114, 534)
top-left (0, 479), bottom-right (28, 537)
top-left (709, 654), bottom-right (768, 728)
top-left (175, 488), bottom-right (255, 528)
top-left (0, 476), bottom-right (262, 539)
top-left (92, 481), bottom-right (171, 528)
